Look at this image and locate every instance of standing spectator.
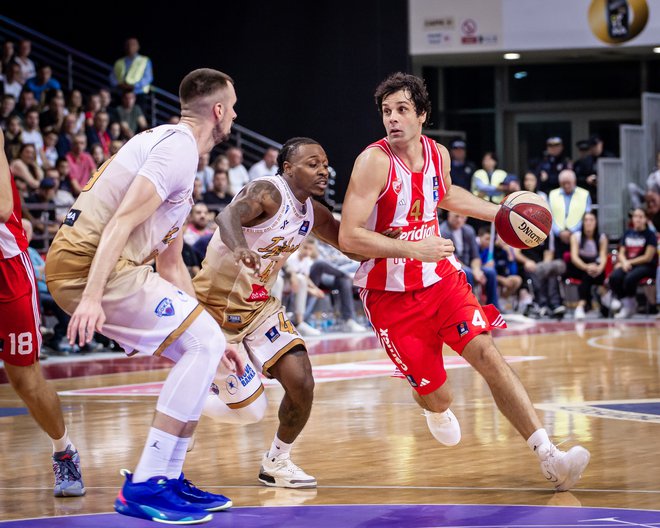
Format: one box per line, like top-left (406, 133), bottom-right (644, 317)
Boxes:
top-left (533, 136), bottom-right (572, 195)
top-left (448, 139), bottom-right (476, 192)
top-left (566, 211), bottom-right (608, 320)
top-left (472, 151), bottom-right (510, 204)
top-left (202, 168), bottom-right (233, 209)
top-left (248, 146), bottom-right (279, 181)
top-left (609, 207), bottom-right (657, 319)
top-left (183, 202), bottom-right (215, 247)
top-left (85, 110), bottom-right (111, 158)
top-left (2, 61), bottom-right (23, 100)
top-left (65, 133), bottom-right (96, 195)
top-left (195, 152), bottom-right (214, 192)
top-left (573, 134), bottom-right (615, 204)
top-left (114, 89), bottom-right (148, 139)
top-left (548, 169), bottom-right (592, 259)
top-left (440, 211), bottom-right (500, 309)
top-left (226, 146), bottom-right (249, 195)
top-left (12, 39), bottom-right (36, 84)
top-left (25, 65), bottom-right (61, 106)
top-left (109, 37), bottom-right (153, 117)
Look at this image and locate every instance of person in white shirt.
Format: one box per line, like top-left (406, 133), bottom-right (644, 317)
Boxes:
top-left (248, 146), bottom-right (279, 181)
top-left (226, 145), bottom-right (249, 196)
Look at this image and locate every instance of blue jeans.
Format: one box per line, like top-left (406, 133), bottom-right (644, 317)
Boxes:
top-left (462, 266), bottom-right (500, 309)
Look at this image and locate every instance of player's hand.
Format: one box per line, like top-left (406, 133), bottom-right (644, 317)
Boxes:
top-left (221, 347), bottom-right (246, 377)
top-left (67, 296), bottom-right (106, 346)
top-left (381, 227), bottom-right (402, 239)
top-left (409, 235), bottom-right (455, 262)
top-left (233, 248), bottom-right (261, 274)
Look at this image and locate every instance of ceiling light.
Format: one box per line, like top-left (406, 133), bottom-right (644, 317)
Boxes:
top-left (504, 53), bottom-right (521, 60)
top-left (653, 47), bottom-right (660, 53)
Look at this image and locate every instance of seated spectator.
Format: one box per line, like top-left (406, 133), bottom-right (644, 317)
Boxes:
top-left (13, 39), bottom-right (36, 84)
top-left (248, 146), bottom-right (279, 181)
top-left (284, 238), bottom-right (324, 336)
top-left (609, 207), bottom-right (657, 319)
top-left (41, 130), bottom-right (59, 169)
top-left (65, 133), bottom-right (96, 195)
top-left (304, 239), bottom-right (367, 332)
top-left (440, 211), bottom-right (500, 309)
top-left (628, 151), bottom-right (660, 210)
top-left (90, 143), bottom-right (106, 168)
top-left (472, 151), bottom-right (511, 204)
top-left (226, 145), bottom-right (249, 195)
top-left (21, 107), bottom-right (44, 164)
top-left (4, 115), bottom-right (23, 161)
top-left (45, 166), bottom-right (75, 223)
top-left (54, 156), bottom-right (75, 196)
top-left (192, 177), bottom-right (204, 203)
top-left (0, 94), bottom-right (17, 129)
top-left (84, 92), bottom-right (102, 129)
top-left (196, 152), bottom-right (215, 192)
top-left (25, 64), bottom-right (61, 106)
top-left (565, 211), bottom-right (609, 319)
top-left (24, 177), bottom-right (58, 251)
top-left (522, 170), bottom-right (548, 204)
top-left (85, 110), bottom-right (111, 158)
top-left (202, 168), bottom-right (233, 209)
top-left (514, 234), bottom-right (566, 319)
top-left (2, 62), bottom-right (23, 100)
top-left (182, 241), bottom-right (201, 278)
top-left (65, 89), bottom-right (86, 134)
top-left (478, 226), bottom-right (522, 311)
top-left (13, 89), bottom-right (38, 122)
top-left (10, 143), bottom-right (44, 192)
top-left (114, 89), bottom-right (148, 138)
top-left (184, 202), bottom-right (215, 246)
top-left (56, 114), bottom-right (79, 158)
top-left (39, 89), bottom-right (66, 135)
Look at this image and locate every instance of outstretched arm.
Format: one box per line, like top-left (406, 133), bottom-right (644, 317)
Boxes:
top-left (436, 143), bottom-right (499, 222)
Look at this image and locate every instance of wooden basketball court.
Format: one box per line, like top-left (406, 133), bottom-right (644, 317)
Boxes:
top-left (0, 317), bottom-right (659, 525)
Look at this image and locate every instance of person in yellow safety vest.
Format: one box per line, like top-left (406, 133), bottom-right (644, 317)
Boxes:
top-left (109, 37), bottom-right (153, 117)
top-left (548, 169), bottom-right (592, 257)
top-left (471, 151), bottom-right (519, 205)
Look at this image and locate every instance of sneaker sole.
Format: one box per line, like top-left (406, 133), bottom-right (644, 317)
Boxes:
top-left (114, 499), bottom-right (213, 525)
top-left (258, 472), bottom-right (317, 489)
top-left (54, 485), bottom-right (86, 497)
top-left (203, 500), bottom-right (232, 512)
top-left (555, 447), bottom-right (591, 492)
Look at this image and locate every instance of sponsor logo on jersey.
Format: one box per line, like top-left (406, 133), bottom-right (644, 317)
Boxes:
top-left (265, 326), bottom-right (280, 342)
top-left (155, 298), bottom-right (175, 317)
top-left (433, 190), bottom-right (439, 202)
top-left (378, 328), bottom-right (407, 371)
top-left (238, 363), bottom-right (256, 387)
top-left (162, 225), bottom-right (180, 246)
top-left (245, 284), bottom-right (270, 302)
top-left (63, 209), bottom-right (81, 227)
top-left (406, 374), bottom-right (418, 387)
top-left (392, 176), bottom-right (402, 195)
top-left (298, 220), bottom-right (310, 235)
top-left (399, 221), bottom-right (437, 241)
top-left (225, 374), bottom-right (239, 395)
top-left (433, 176), bottom-right (439, 188)
top-left (258, 237), bottom-right (301, 259)
top-left (226, 314), bottom-right (242, 324)
top-left (457, 321), bottom-right (469, 337)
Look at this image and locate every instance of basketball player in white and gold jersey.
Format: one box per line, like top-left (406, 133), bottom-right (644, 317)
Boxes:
top-left (46, 69), bottom-right (243, 524)
top-left (194, 137), bottom-right (389, 489)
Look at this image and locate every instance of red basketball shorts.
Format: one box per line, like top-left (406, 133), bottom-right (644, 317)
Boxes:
top-left (360, 271), bottom-right (504, 395)
top-left (0, 252), bottom-right (41, 366)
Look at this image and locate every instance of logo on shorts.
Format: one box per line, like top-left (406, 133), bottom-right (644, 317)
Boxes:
top-left (155, 297), bottom-right (175, 317)
top-left (406, 374), bottom-right (418, 387)
top-left (298, 220), bottom-right (310, 235)
top-left (226, 314), bottom-right (242, 324)
top-left (225, 375), bottom-right (239, 395)
top-left (63, 209), bottom-right (81, 227)
top-left (378, 328), bottom-right (407, 371)
top-left (238, 364), bottom-right (256, 387)
top-left (420, 378), bottom-right (430, 387)
top-left (265, 326), bottom-right (280, 342)
top-left (457, 321), bottom-right (469, 337)
top-left (245, 284), bottom-right (270, 302)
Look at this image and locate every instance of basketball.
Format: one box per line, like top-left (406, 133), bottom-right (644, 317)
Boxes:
top-left (494, 191), bottom-right (552, 249)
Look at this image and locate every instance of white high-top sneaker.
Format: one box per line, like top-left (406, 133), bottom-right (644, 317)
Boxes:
top-left (538, 444), bottom-right (590, 491)
top-left (424, 409), bottom-right (461, 446)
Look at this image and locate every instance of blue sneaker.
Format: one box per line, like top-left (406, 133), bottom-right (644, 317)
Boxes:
top-left (114, 469), bottom-right (213, 524)
top-left (169, 473), bottom-right (232, 511)
top-left (52, 445), bottom-right (85, 497)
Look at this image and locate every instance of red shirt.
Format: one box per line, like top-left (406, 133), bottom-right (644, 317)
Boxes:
top-left (66, 150), bottom-right (97, 187)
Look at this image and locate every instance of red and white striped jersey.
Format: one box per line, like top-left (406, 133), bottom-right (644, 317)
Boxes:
top-left (0, 174), bottom-right (28, 260)
top-left (354, 135), bottom-right (461, 292)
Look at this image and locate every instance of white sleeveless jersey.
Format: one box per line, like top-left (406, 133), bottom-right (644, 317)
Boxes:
top-left (47, 124), bottom-right (198, 280)
top-left (193, 175), bottom-right (315, 328)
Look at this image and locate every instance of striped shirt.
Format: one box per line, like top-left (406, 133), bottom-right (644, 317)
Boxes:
top-left (0, 175), bottom-right (29, 260)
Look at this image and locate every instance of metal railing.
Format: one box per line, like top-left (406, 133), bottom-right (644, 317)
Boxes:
top-left (0, 15), bottom-right (280, 165)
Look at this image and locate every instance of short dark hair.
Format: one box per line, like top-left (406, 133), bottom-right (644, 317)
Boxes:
top-left (276, 137), bottom-right (320, 175)
top-left (179, 68), bottom-right (233, 105)
top-left (374, 72), bottom-right (432, 126)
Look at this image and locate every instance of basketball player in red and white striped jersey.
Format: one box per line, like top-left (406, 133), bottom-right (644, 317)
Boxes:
top-left (0, 128), bottom-right (85, 496)
top-left (339, 72), bottom-right (590, 492)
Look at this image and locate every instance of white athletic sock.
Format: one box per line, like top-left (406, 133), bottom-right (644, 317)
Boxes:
top-left (133, 428), bottom-right (179, 483)
top-left (267, 435), bottom-right (293, 458)
top-left (527, 428), bottom-right (552, 457)
top-left (166, 436), bottom-right (191, 479)
top-left (52, 427), bottom-right (74, 453)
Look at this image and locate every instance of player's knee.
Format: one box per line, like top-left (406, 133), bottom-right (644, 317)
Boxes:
top-left (237, 395), bottom-right (268, 423)
top-left (191, 311), bottom-right (226, 364)
top-left (5, 365), bottom-right (42, 398)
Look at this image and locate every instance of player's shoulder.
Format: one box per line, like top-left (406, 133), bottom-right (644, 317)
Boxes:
top-left (355, 142), bottom-right (390, 170)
